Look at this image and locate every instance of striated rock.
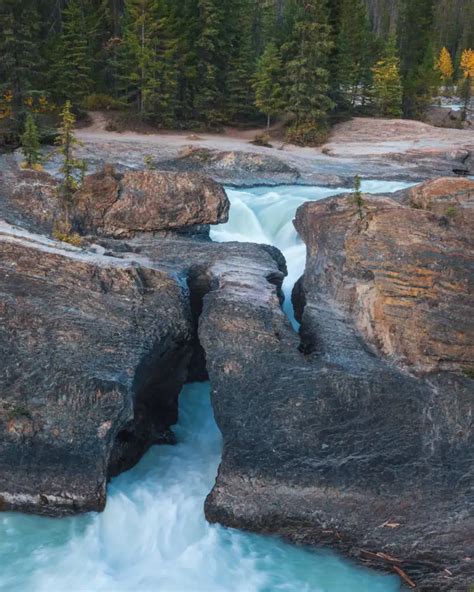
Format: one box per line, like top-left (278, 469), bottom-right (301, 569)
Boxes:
top-left (0, 221), bottom-right (195, 515)
top-left (200, 180), bottom-right (473, 591)
top-left (0, 159), bottom-right (59, 234)
top-left (396, 176), bottom-right (474, 222)
top-left (73, 167), bottom-right (230, 237)
top-left (294, 188), bottom-right (474, 374)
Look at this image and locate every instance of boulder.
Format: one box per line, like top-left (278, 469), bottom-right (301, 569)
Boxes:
top-left (160, 147), bottom-right (301, 186)
top-left (73, 167), bottom-right (230, 237)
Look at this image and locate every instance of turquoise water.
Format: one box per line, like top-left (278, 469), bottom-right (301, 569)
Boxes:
top-left (0, 384), bottom-right (401, 592)
top-left (1, 183), bottom-right (412, 591)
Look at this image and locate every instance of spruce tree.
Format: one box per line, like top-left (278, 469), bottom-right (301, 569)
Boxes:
top-left (398, 0), bottom-right (436, 118)
top-left (282, 0), bottom-right (334, 145)
top-left (336, 0), bottom-right (375, 110)
top-left (117, 0), bottom-right (177, 124)
top-left (52, 0), bottom-right (94, 105)
top-left (225, 0), bottom-right (256, 122)
top-left (0, 0), bottom-right (44, 110)
top-left (194, 0), bottom-right (226, 127)
top-left (371, 36), bottom-right (403, 117)
top-left (20, 113), bottom-right (41, 169)
top-left (253, 42), bottom-right (284, 128)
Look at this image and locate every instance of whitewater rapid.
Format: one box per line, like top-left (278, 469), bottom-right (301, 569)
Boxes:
top-left (0, 182), bottom-right (413, 592)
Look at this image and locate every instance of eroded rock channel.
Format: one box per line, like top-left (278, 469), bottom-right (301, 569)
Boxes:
top-left (0, 164), bottom-right (472, 591)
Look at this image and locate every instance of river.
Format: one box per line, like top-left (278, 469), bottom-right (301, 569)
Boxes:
top-left (0, 182), bottom-right (413, 592)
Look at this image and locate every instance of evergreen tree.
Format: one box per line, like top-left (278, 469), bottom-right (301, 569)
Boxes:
top-left (20, 113), bottom-right (41, 169)
top-left (253, 42), bottom-right (284, 128)
top-left (116, 0), bottom-right (177, 124)
top-left (0, 0), bottom-right (44, 109)
top-left (398, 0), bottom-right (436, 118)
top-left (52, 0), bottom-right (94, 105)
top-left (225, 0), bottom-right (257, 122)
top-left (194, 0), bottom-right (226, 127)
top-left (336, 0), bottom-right (376, 110)
top-left (282, 0), bottom-right (334, 145)
top-left (371, 36), bottom-right (403, 117)
top-left (56, 101), bottom-right (85, 201)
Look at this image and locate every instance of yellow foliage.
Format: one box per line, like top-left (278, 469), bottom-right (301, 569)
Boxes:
top-left (436, 47), bottom-right (454, 80)
top-left (20, 162), bottom-right (44, 172)
top-left (460, 49), bottom-right (474, 78)
top-left (52, 219), bottom-right (82, 247)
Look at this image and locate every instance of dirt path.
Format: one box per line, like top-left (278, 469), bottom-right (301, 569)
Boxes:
top-left (78, 112), bottom-right (473, 159)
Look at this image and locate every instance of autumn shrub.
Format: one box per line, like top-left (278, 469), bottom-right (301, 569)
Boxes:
top-left (252, 132), bottom-right (272, 147)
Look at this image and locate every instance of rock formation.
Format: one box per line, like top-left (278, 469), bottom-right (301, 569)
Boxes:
top-left (0, 165), bottom-right (285, 519)
top-left (1, 162), bottom-right (473, 590)
top-left (73, 167), bottom-right (229, 237)
top-left (202, 179), bottom-right (474, 591)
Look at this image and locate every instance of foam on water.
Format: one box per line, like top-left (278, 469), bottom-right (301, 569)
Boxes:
top-left (1, 182), bottom-right (413, 592)
top-left (0, 385), bottom-right (400, 592)
top-left (211, 181), bottom-right (414, 326)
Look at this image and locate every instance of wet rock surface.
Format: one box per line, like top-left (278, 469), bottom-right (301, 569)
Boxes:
top-left (202, 182), bottom-right (473, 590)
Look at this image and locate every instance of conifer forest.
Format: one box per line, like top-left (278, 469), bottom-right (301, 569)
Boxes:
top-left (1, 0), bottom-right (473, 144)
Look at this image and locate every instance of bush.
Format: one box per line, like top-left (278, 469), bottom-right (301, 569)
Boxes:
top-left (53, 219), bottom-right (82, 247)
top-left (252, 132), bottom-right (272, 147)
top-left (285, 123), bottom-right (330, 146)
top-left (82, 94), bottom-right (123, 111)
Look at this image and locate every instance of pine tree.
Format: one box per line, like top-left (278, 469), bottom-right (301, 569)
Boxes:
top-left (371, 36), bottom-right (403, 117)
top-left (20, 113), bottom-right (41, 169)
top-left (56, 101), bottom-right (85, 201)
top-left (336, 0), bottom-right (376, 110)
top-left (398, 0), bottom-right (436, 118)
top-left (282, 0), bottom-right (334, 145)
top-left (0, 0), bottom-right (44, 110)
top-left (194, 0), bottom-right (226, 127)
top-left (52, 0), bottom-right (94, 105)
top-left (253, 42), bottom-right (284, 128)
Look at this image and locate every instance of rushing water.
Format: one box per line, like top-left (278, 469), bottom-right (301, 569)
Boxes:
top-left (211, 181), bottom-right (414, 326)
top-left (0, 183), bottom-right (414, 592)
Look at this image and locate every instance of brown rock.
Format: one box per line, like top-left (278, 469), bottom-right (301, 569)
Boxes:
top-left (397, 177), bottom-right (474, 234)
top-left (294, 186), bottom-right (474, 374)
top-left (74, 168), bottom-right (229, 237)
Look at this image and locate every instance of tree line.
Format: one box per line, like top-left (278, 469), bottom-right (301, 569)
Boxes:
top-left (0, 0), bottom-right (473, 145)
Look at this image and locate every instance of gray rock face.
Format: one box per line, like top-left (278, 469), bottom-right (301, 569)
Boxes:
top-left (0, 222), bottom-right (194, 515)
top-left (158, 147), bottom-right (301, 186)
top-left (0, 166), bottom-right (284, 517)
top-left (200, 187), bottom-right (474, 591)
